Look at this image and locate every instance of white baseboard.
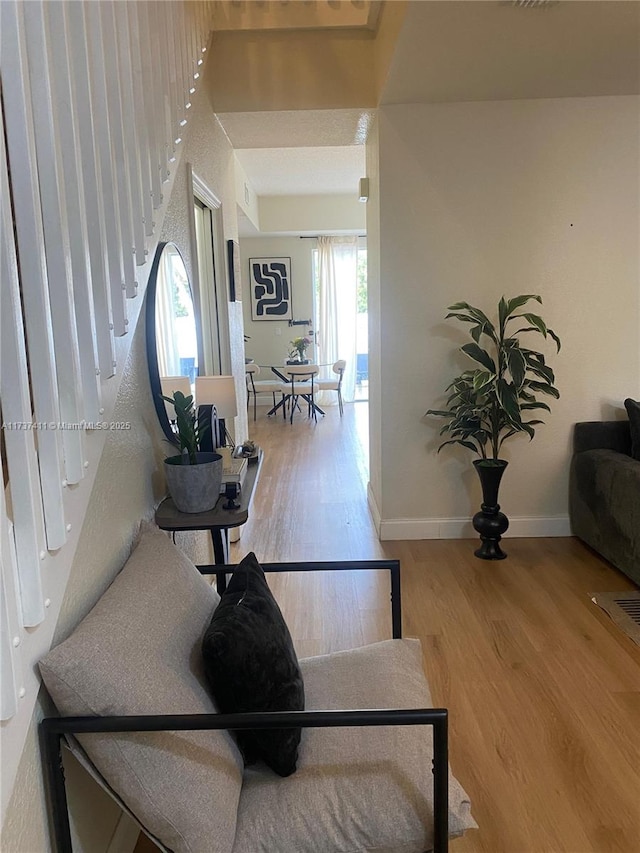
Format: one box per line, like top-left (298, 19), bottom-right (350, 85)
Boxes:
top-left (500, 516), bottom-right (571, 538)
top-left (107, 812), bottom-right (140, 853)
top-left (379, 517), bottom-right (472, 540)
top-left (366, 483), bottom-right (382, 535)
top-left (378, 515), bottom-right (571, 541)
top-left (366, 481), bottom-right (570, 540)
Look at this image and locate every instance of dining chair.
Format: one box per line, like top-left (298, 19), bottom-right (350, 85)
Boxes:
top-left (245, 364), bottom-right (284, 421)
top-left (318, 359), bottom-right (346, 416)
top-left (281, 363), bottom-right (320, 424)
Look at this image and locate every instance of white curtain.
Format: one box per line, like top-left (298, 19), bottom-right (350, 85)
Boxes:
top-left (316, 236), bottom-right (358, 404)
top-left (155, 253), bottom-right (182, 377)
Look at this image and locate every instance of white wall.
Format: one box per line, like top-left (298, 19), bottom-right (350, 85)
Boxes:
top-left (372, 96), bottom-right (639, 538)
top-left (365, 118), bottom-right (383, 525)
top-left (234, 153), bottom-right (260, 230)
top-left (1, 62), bottom-right (239, 853)
top-left (259, 195), bottom-right (365, 235)
top-left (240, 236), bottom-right (317, 367)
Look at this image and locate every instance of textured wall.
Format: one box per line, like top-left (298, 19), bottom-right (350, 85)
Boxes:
top-left (1, 318), bottom-right (159, 852)
top-left (2, 713), bottom-right (51, 853)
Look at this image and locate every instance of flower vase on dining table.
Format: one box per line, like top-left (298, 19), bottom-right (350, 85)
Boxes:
top-left (288, 336), bottom-right (311, 364)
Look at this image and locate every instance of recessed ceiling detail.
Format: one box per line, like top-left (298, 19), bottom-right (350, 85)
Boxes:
top-left (213, 1), bottom-right (638, 208)
top-left (234, 146), bottom-right (366, 196)
top-left (212, 0), bottom-right (381, 33)
top-left (216, 109), bottom-right (375, 149)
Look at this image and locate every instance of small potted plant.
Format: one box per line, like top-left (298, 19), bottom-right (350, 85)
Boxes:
top-left (161, 390), bottom-right (222, 513)
top-left (287, 336), bottom-right (311, 364)
top-left (426, 294), bottom-right (561, 559)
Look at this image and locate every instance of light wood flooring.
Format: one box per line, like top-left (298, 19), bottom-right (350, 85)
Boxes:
top-left (140, 402), bottom-right (640, 853)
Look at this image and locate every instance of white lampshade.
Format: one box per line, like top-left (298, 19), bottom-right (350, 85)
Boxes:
top-left (195, 375), bottom-right (238, 419)
top-left (160, 376), bottom-right (192, 398)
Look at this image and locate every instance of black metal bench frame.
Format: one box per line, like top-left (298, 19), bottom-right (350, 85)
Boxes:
top-left (41, 559), bottom-right (449, 853)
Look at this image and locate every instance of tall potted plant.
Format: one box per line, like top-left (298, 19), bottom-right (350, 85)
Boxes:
top-left (426, 294), bottom-right (561, 560)
top-left (161, 390), bottom-right (222, 513)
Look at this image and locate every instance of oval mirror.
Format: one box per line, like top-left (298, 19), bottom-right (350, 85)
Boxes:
top-left (146, 241), bottom-right (201, 443)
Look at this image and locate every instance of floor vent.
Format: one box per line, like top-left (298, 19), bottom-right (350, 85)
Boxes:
top-left (590, 591), bottom-right (640, 646)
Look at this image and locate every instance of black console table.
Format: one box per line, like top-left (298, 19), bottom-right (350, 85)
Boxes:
top-left (155, 450), bottom-right (263, 588)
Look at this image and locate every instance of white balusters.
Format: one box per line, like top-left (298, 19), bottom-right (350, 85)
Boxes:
top-left (0, 0), bottom-right (214, 812)
top-left (0, 512), bottom-right (21, 722)
top-left (0, 104), bottom-right (47, 627)
top-left (65, 0), bottom-right (117, 378)
top-left (126, 2), bottom-right (156, 238)
top-left (23, 0), bottom-right (86, 487)
top-left (137, 2), bottom-right (164, 208)
top-left (113, 2), bottom-right (147, 266)
top-left (45, 1), bottom-right (103, 423)
top-left (1, 0), bottom-right (67, 552)
top-left (99, 0), bottom-right (138, 300)
top-left (84, 1), bottom-right (128, 336)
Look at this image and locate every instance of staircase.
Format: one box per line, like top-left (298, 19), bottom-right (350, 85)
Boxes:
top-left (0, 0), bottom-right (214, 820)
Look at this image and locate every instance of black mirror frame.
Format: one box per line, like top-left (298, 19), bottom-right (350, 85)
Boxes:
top-left (145, 241), bottom-right (202, 445)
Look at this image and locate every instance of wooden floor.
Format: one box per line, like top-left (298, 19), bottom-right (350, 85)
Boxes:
top-left (140, 402), bottom-right (640, 853)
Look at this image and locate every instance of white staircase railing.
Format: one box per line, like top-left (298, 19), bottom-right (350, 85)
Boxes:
top-left (0, 0), bottom-right (214, 821)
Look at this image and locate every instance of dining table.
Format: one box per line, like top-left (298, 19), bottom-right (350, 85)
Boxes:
top-left (259, 362), bottom-right (331, 419)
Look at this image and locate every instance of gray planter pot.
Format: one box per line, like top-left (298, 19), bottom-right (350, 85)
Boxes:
top-left (164, 451), bottom-right (222, 513)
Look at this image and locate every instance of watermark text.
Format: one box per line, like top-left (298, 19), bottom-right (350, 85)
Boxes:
top-left (1, 421), bottom-right (131, 431)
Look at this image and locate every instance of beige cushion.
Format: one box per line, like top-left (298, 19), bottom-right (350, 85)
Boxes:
top-left (39, 526), bottom-right (243, 853)
top-left (283, 381), bottom-right (318, 395)
top-left (251, 380), bottom-right (283, 394)
top-left (231, 639), bottom-right (478, 853)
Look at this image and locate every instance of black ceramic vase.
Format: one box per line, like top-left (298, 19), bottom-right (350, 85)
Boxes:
top-left (472, 459), bottom-right (509, 560)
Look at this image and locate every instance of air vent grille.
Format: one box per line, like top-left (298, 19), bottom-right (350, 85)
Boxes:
top-left (590, 592), bottom-right (640, 646)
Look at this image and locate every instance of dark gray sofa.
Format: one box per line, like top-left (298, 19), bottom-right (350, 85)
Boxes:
top-left (569, 421), bottom-right (640, 585)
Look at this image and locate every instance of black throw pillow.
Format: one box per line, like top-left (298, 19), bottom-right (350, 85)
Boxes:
top-left (201, 552), bottom-right (304, 776)
top-left (624, 398), bottom-right (640, 461)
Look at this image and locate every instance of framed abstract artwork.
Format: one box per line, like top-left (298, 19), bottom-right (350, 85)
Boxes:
top-left (249, 257), bottom-right (292, 321)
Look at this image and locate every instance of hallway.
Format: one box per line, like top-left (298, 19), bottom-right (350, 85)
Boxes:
top-left (231, 403), bottom-right (390, 657)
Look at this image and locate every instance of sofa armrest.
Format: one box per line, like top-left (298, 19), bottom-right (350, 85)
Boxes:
top-left (573, 421), bottom-right (631, 455)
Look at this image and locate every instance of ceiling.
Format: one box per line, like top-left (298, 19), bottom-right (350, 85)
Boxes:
top-left (213, 1), bottom-right (640, 215)
top-left (217, 108), bottom-right (373, 196)
top-left (381, 1), bottom-right (640, 105)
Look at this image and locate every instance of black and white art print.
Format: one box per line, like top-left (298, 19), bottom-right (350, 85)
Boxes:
top-left (249, 257), bottom-right (292, 321)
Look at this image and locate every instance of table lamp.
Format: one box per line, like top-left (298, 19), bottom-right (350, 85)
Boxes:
top-left (195, 375), bottom-right (238, 448)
